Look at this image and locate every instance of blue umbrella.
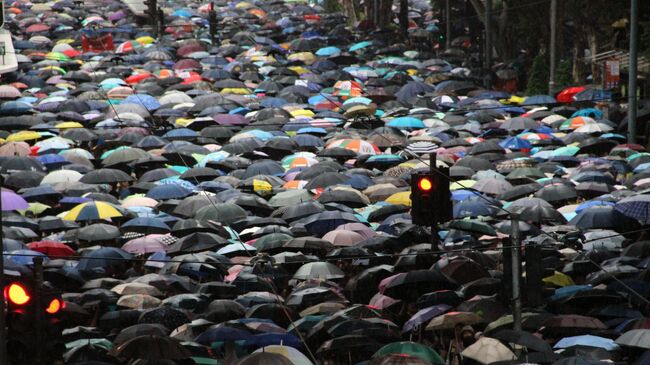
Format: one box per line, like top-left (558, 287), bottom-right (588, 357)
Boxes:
top-left (243, 333), bottom-right (303, 350)
top-left (8, 249), bottom-right (49, 265)
top-left (453, 198), bottom-right (494, 218)
top-left (521, 94), bottom-right (556, 106)
top-left (615, 195), bottom-right (650, 224)
top-left (35, 154), bottom-right (70, 169)
top-left (172, 8), bottom-right (193, 17)
top-left (348, 41), bottom-right (372, 52)
top-left (163, 128), bottom-right (199, 139)
top-left (195, 327), bottom-right (252, 345)
top-left (572, 108), bottom-right (603, 119)
top-left (387, 116), bottom-right (425, 130)
top-left (499, 136), bottom-right (532, 151)
top-left (554, 335), bottom-right (619, 351)
top-left (157, 178), bottom-right (197, 191)
top-left (403, 304), bottom-right (452, 333)
top-left (344, 174), bottom-right (374, 190)
top-left (122, 217), bottom-right (170, 233)
top-left (76, 247), bottom-right (133, 271)
top-left (451, 189), bottom-right (481, 202)
top-left (316, 46), bottom-right (341, 57)
top-left (146, 184), bottom-right (193, 200)
top-left (549, 285), bottom-right (592, 301)
top-left (123, 94), bottom-right (161, 110)
top-left (0, 101), bottom-right (33, 116)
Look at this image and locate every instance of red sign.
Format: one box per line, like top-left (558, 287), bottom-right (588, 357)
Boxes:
top-left (604, 59), bottom-right (620, 90)
top-left (81, 33), bottom-right (115, 53)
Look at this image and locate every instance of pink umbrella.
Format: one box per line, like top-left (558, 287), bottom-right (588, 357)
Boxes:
top-left (369, 293), bottom-right (401, 310)
top-left (122, 235), bottom-right (168, 254)
top-left (322, 230), bottom-right (364, 246)
top-left (336, 223), bottom-right (376, 239)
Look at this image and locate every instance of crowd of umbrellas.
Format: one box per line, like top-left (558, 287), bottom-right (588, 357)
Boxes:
top-left (0, 0), bottom-right (650, 364)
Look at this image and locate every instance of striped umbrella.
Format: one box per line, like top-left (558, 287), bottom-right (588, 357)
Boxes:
top-left (63, 201), bottom-right (124, 221)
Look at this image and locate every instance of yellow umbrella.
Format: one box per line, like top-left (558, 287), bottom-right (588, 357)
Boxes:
top-left (450, 179), bottom-right (476, 191)
top-left (7, 131), bottom-right (42, 142)
top-left (385, 191), bottom-right (411, 206)
top-left (543, 271), bottom-right (575, 287)
top-left (19, 203), bottom-right (51, 216)
top-left (174, 118), bottom-right (194, 127)
top-left (253, 179), bottom-right (273, 194)
top-left (220, 88), bottom-right (251, 95)
top-left (290, 109), bottom-right (315, 118)
top-left (287, 52), bottom-right (316, 65)
top-left (55, 121), bottom-right (83, 129)
top-left (287, 66), bottom-right (310, 75)
top-left (136, 36), bottom-right (156, 45)
top-left (63, 201), bottom-right (124, 221)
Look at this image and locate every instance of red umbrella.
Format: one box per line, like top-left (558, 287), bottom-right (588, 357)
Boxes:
top-left (556, 86), bottom-right (586, 103)
top-left (126, 73), bottom-right (153, 84)
top-left (25, 24), bottom-right (50, 33)
top-left (27, 241), bottom-right (75, 257)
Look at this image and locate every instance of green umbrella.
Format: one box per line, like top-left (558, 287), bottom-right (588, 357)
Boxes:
top-left (448, 219), bottom-right (497, 236)
top-left (268, 189), bottom-right (312, 207)
top-left (373, 341), bottom-right (444, 365)
top-left (65, 338), bottom-right (113, 350)
top-left (550, 145), bottom-right (580, 157)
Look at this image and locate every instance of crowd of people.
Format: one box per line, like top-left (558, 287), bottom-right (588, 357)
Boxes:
top-left (0, 0), bottom-right (649, 364)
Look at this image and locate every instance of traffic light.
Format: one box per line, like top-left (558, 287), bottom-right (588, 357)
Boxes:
top-left (410, 169), bottom-right (452, 227)
top-left (524, 245), bottom-right (555, 308)
top-left (410, 172), bottom-right (436, 226)
top-left (5, 280), bottom-right (65, 363)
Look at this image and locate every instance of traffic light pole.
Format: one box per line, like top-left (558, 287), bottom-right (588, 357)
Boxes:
top-left (510, 213), bottom-right (522, 332)
top-left (33, 257), bottom-right (44, 365)
top-left (429, 154), bottom-right (439, 248)
top-left (0, 189), bottom-right (6, 365)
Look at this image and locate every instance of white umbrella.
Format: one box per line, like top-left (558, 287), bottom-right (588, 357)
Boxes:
top-left (461, 337), bottom-right (516, 364)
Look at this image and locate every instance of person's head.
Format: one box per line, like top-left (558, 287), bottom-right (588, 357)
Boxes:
top-left (460, 325), bottom-right (476, 346)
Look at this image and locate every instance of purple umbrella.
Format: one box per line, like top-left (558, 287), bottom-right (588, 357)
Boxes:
top-left (403, 304), bottom-right (452, 333)
top-left (1, 189), bottom-right (29, 211)
top-left (108, 10), bottom-right (126, 21)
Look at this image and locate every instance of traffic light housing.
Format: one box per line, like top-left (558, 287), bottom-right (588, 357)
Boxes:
top-left (410, 169), bottom-right (452, 226)
top-left (5, 280), bottom-right (65, 362)
top-left (524, 245), bottom-right (555, 308)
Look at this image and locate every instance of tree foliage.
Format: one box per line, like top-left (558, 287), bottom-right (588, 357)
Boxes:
top-left (526, 52), bottom-right (549, 95)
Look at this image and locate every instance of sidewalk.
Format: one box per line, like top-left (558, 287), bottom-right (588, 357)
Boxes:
top-left (0, 29), bottom-right (17, 75)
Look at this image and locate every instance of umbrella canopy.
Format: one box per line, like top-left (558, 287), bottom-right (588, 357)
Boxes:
top-left (461, 337), bottom-right (516, 364)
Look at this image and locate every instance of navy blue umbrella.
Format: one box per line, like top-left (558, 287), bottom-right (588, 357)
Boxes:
top-left (146, 184), bottom-right (193, 200)
top-left (76, 247), bottom-right (133, 271)
top-left (121, 217), bottom-right (171, 234)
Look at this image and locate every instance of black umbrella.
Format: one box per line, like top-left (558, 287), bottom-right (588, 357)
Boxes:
top-left (492, 329), bottom-right (552, 352)
top-left (79, 168), bottom-right (133, 184)
top-left (166, 232), bottom-right (228, 254)
top-left (112, 335), bottom-right (191, 360)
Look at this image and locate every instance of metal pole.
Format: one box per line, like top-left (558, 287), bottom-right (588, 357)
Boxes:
top-left (0, 182), bottom-right (6, 365)
top-left (548, 0), bottom-right (557, 95)
top-left (484, 0), bottom-right (492, 89)
top-left (510, 214), bottom-right (522, 332)
top-left (33, 256), bottom-right (44, 365)
top-left (429, 153), bottom-right (437, 249)
top-left (445, 0), bottom-right (451, 49)
top-left (628, 0), bottom-right (638, 143)
top-left (373, 0), bottom-right (378, 28)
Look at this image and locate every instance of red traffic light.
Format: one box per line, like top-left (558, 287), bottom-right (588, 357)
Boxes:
top-left (45, 298), bottom-right (63, 314)
top-left (5, 283), bottom-right (31, 306)
top-left (418, 177), bottom-right (433, 191)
